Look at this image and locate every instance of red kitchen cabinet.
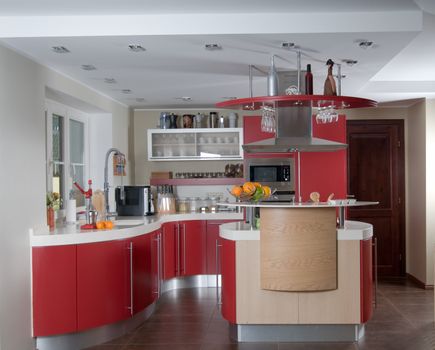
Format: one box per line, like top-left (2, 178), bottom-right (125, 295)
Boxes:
top-left (162, 222), bottom-right (178, 279)
top-left (181, 220), bottom-right (206, 276)
top-left (221, 238), bottom-right (237, 323)
top-left (162, 220), bottom-right (206, 279)
top-left (360, 238), bottom-right (373, 323)
top-left (206, 220), bottom-right (241, 274)
top-left (77, 240), bottom-right (131, 331)
top-left (32, 245), bottom-right (77, 336)
top-left (132, 230), bottom-right (162, 314)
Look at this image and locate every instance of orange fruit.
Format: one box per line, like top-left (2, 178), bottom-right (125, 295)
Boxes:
top-left (252, 182), bottom-right (262, 188)
top-left (263, 186), bottom-right (271, 198)
top-left (96, 221), bottom-right (105, 229)
top-left (230, 186), bottom-right (243, 197)
top-left (104, 221), bottom-right (114, 229)
top-left (242, 182), bottom-right (256, 195)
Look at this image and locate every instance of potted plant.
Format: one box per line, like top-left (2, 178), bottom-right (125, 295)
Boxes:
top-left (46, 192), bottom-right (61, 231)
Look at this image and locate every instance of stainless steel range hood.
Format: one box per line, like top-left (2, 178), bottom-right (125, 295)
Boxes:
top-left (242, 105), bottom-right (347, 153)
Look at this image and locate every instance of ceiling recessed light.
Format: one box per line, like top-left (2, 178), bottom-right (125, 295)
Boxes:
top-left (128, 44), bottom-right (146, 52)
top-left (341, 59), bottom-right (358, 66)
top-left (281, 42), bottom-right (295, 49)
top-left (121, 89), bottom-right (132, 94)
top-left (205, 44), bottom-right (222, 50)
top-left (52, 46), bottom-right (70, 53)
top-left (358, 41), bottom-right (373, 49)
top-left (175, 96), bottom-right (192, 101)
top-left (81, 64), bottom-right (97, 71)
top-left (104, 78), bottom-right (117, 84)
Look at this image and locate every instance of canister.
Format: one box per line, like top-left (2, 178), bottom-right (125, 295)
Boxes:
top-left (209, 112), bottom-right (218, 128)
top-left (218, 115), bottom-right (225, 128)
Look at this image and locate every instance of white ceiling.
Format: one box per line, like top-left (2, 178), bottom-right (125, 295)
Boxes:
top-left (0, 0), bottom-right (434, 109)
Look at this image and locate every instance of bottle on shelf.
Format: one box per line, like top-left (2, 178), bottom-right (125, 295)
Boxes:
top-left (305, 64), bottom-right (313, 95)
top-left (323, 59), bottom-right (337, 96)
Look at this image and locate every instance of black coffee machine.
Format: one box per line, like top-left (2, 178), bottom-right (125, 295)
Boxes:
top-left (115, 186), bottom-right (155, 216)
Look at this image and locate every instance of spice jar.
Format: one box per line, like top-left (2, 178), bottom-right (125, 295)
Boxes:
top-left (189, 197), bottom-right (200, 212)
top-left (177, 198), bottom-right (190, 213)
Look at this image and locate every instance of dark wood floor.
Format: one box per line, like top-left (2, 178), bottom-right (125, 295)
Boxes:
top-left (86, 280), bottom-right (434, 350)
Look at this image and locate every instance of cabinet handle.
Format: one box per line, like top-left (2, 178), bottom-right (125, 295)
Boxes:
top-left (373, 237), bottom-right (378, 308)
top-left (176, 224), bottom-right (181, 275)
top-left (127, 241), bottom-right (133, 315)
top-left (182, 223), bottom-right (186, 273)
top-left (215, 240), bottom-right (223, 305)
top-left (162, 227), bottom-right (165, 280)
top-left (153, 233), bottom-right (161, 296)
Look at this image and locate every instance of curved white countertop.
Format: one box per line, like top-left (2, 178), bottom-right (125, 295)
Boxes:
top-left (219, 220), bottom-right (373, 241)
top-left (219, 201), bottom-right (378, 208)
top-left (30, 212), bottom-right (243, 247)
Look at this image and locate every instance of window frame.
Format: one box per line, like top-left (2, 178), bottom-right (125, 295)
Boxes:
top-left (45, 100), bottom-right (90, 212)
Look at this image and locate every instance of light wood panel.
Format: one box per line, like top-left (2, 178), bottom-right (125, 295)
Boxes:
top-left (260, 207), bottom-right (337, 291)
top-left (236, 240), bottom-right (299, 324)
top-left (298, 240), bottom-right (361, 324)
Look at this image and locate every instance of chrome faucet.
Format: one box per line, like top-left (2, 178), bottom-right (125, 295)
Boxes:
top-left (104, 148), bottom-right (125, 216)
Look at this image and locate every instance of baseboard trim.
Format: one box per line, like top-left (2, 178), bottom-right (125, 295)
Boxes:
top-left (406, 273), bottom-right (434, 289)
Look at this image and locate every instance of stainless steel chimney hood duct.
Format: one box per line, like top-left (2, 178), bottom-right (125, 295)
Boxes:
top-left (243, 69), bottom-right (347, 153)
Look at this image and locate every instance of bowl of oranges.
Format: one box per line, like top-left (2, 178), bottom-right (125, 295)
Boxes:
top-left (229, 182), bottom-right (274, 203)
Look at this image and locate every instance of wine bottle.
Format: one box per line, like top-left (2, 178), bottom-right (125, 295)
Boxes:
top-left (323, 59), bottom-right (337, 96)
top-left (305, 64), bottom-right (313, 95)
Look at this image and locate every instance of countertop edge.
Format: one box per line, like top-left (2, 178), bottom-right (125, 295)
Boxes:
top-left (219, 220), bottom-right (373, 241)
top-left (30, 212), bottom-right (243, 247)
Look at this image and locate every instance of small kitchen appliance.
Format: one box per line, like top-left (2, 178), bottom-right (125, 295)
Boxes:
top-left (246, 158), bottom-right (295, 202)
top-left (115, 185), bottom-right (155, 216)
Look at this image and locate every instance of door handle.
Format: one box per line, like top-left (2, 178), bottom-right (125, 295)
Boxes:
top-left (182, 223), bottom-right (186, 273)
top-left (216, 239), bottom-right (223, 305)
top-left (176, 223), bottom-right (181, 275)
top-left (127, 241), bottom-right (133, 315)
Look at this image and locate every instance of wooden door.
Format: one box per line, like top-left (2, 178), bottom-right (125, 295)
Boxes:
top-left (347, 120), bottom-right (405, 276)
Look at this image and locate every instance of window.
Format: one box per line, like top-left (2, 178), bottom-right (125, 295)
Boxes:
top-left (46, 101), bottom-right (89, 209)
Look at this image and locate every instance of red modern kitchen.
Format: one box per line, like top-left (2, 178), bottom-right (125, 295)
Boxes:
top-left (1, 2), bottom-right (435, 350)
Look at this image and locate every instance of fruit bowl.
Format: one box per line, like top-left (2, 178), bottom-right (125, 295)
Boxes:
top-left (228, 182), bottom-right (275, 203)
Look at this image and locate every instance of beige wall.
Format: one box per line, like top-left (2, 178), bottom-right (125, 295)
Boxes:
top-left (407, 101), bottom-right (427, 283)
top-left (133, 109), bottom-right (252, 184)
top-left (425, 99), bottom-right (435, 284)
top-left (0, 43), bottom-right (129, 350)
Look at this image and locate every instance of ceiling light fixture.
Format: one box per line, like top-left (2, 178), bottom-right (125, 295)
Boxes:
top-left (175, 97), bottom-right (192, 101)
top-left (205, 44), bottom-right (222, 51)
top-left (104, 78), bottom-right (117, 84)
top-left (51, 46), bottom-right (70, 53)
top-left (358, 41), bottom-right (373, 49)
top-left (281, 42), bottom-right (295, 49)
top-left (128, 44), bottom-right (146, 52)
top-left (341, 59), bottom-right (358, 66)
top-left (121, 89), bottom-right (132, 94)
top-left (81, 64), bottom-right (97, 71)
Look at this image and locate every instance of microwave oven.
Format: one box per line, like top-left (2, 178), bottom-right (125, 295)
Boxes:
top-left (246, 158), bottom-right (295, 202)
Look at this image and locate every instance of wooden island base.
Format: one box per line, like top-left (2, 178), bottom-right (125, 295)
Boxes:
top-left (260, 207), bottom-right (337, 291)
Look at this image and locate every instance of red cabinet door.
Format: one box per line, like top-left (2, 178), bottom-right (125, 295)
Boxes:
top-left (77, 240), bottom-right (131, 331)
top-left (162, 222), bottom-right (177, 280)
top-left (131, 233), bottom-right (152, 314)
top-left (360, 238), bottom-right (373, 323)
top-left (221, 238), bottom-right (237, 323)
top-left (32, 245), bottom-right (77, 336)
top-left (180, 220), bottom-right (206, 276)
top-left (206, 220), bottom-right (240, 274)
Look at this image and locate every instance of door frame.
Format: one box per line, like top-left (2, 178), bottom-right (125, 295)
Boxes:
top-left (346, 119), bottom-right (406, 276)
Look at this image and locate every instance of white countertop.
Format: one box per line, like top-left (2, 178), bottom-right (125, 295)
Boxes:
top-left (219, 220), bottom-right (373, 241)
top-left (30, 212), bottom-right (243, 247)
top-left (219, 201), bottom-right (378, 208)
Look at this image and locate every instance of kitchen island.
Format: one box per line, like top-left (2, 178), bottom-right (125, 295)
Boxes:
top-left (218, 201), bottom-right (376, 342)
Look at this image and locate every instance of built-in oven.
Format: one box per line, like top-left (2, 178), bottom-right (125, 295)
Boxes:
top-left (246, 158), bottom-right (295, 202)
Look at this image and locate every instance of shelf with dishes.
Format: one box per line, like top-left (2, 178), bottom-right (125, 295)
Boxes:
top-left (147, 128), bottom-right (243, 161)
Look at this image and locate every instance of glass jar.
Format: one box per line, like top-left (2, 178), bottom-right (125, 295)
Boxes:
top-left (189, 197), bottom-right (200, 213)
top-left (177, 198), bottom-right (190, 213)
